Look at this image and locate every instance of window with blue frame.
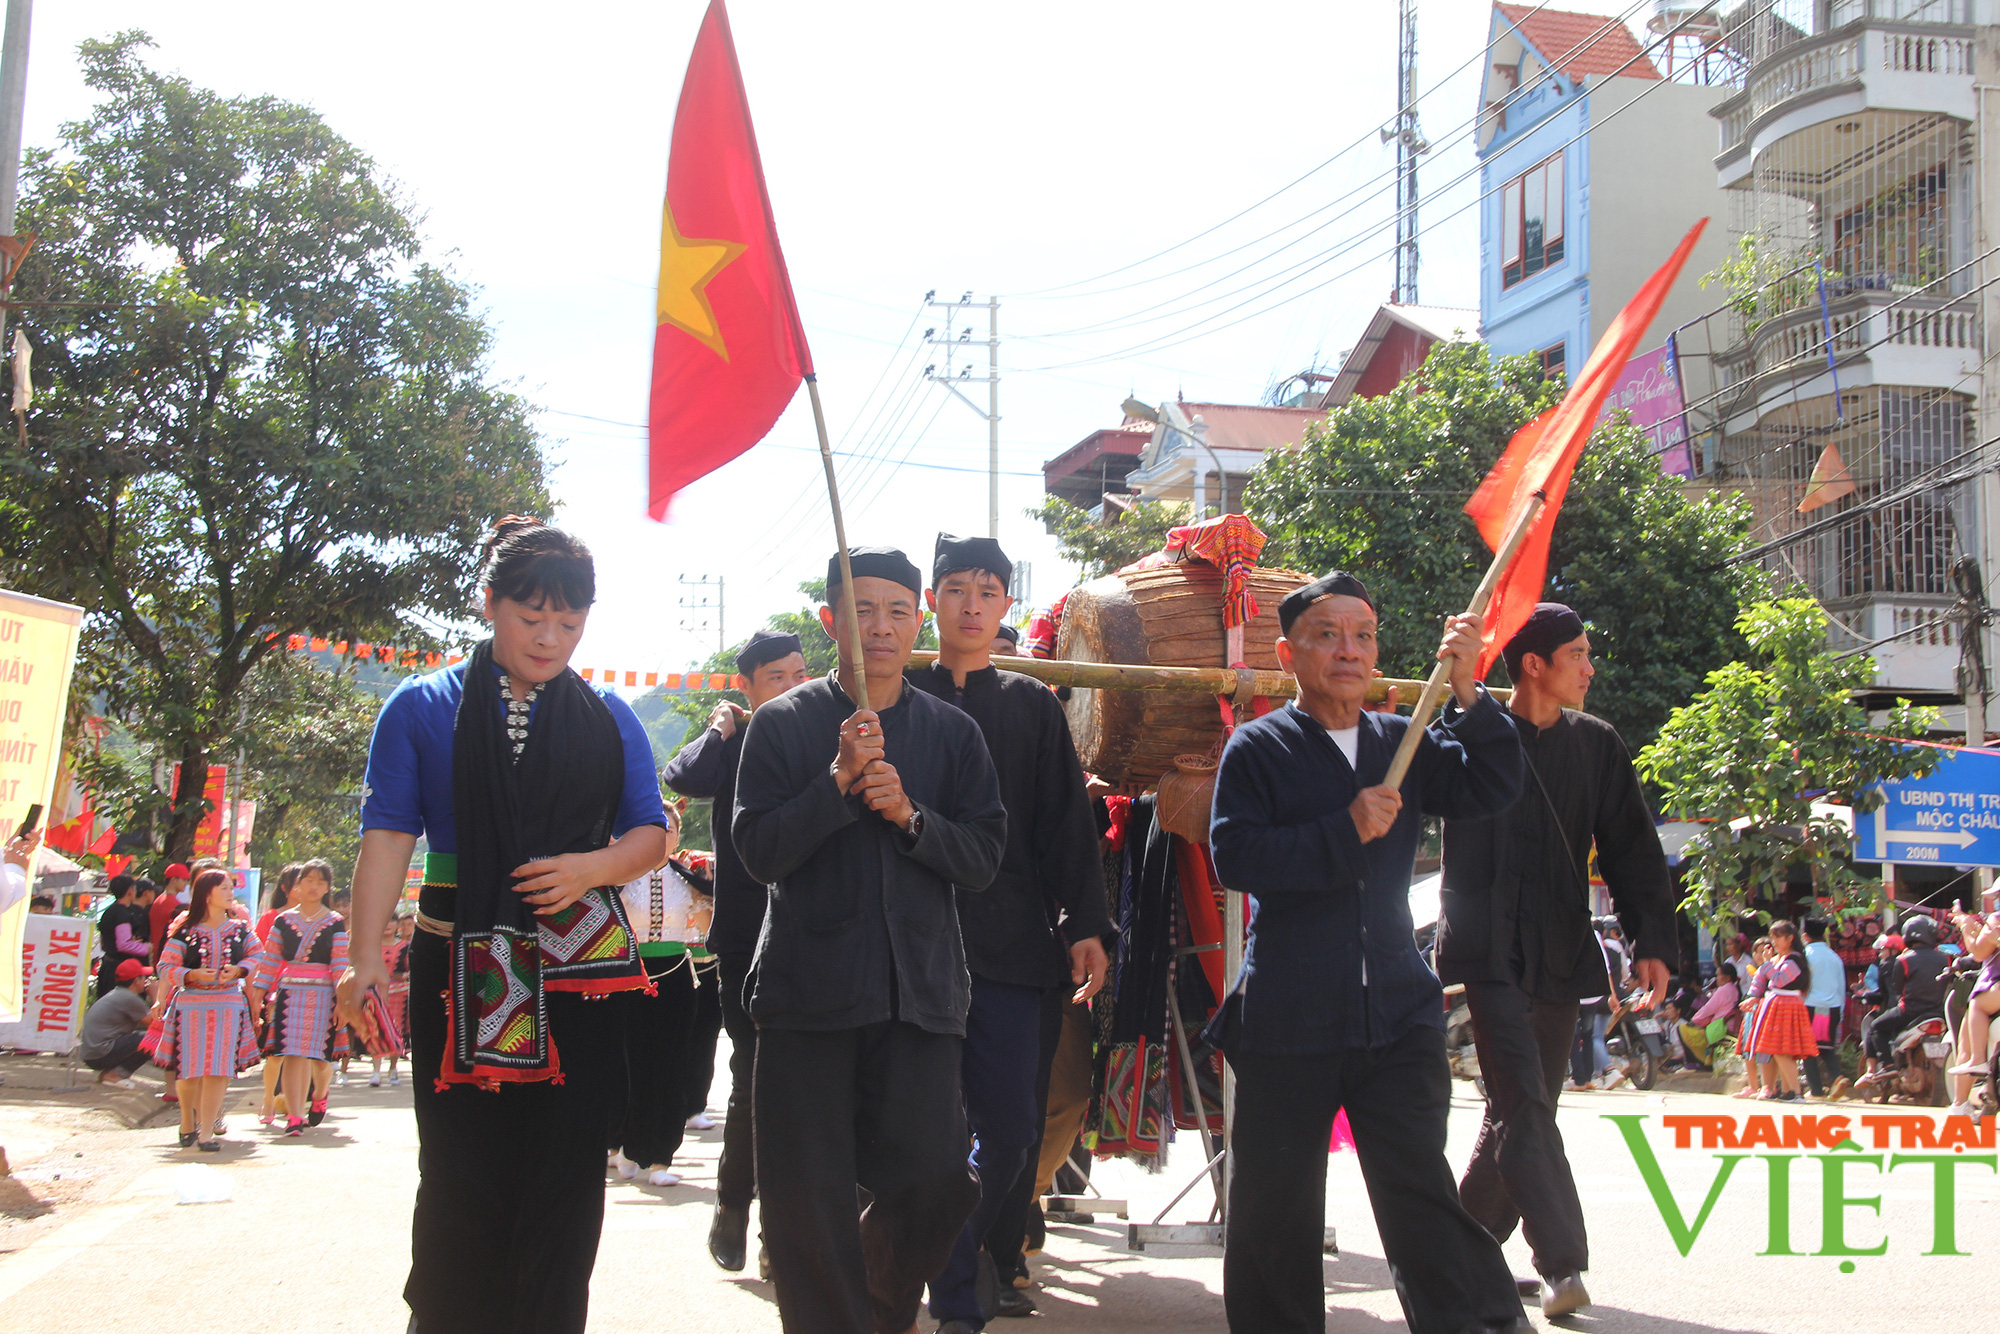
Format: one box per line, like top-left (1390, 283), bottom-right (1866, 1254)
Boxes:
top-left (1501, 152), bottom-right (1565, 288)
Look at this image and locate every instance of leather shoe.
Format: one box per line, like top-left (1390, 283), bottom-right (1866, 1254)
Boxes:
top-left (708, 1204), bottom-right (749, 1272)
top-left (1542, 1273), bottom-right (1590, 1318)
top-left (994, 1287), bottom-right (1036, 1318)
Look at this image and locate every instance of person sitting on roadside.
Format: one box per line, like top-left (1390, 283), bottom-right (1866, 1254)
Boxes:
top-left (79, 960), bottom-right (156, 1087)
top-left (1678, 961), bottom-right (1739, 1071)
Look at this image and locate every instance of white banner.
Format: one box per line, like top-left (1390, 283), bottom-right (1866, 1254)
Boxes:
top-left (0, 912), bottom-right (93, 1053)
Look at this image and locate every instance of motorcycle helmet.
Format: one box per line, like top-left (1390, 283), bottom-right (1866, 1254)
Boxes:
top-left (1899, 914), bottom-right (1939, 948)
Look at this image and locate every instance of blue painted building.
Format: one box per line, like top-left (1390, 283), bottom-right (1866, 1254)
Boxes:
top-left (1475, 5), bottom-right (1731, 381)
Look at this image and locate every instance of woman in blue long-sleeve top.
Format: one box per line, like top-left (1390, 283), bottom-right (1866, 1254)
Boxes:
top-left (1204, 571), bottom-right (1529, 1334)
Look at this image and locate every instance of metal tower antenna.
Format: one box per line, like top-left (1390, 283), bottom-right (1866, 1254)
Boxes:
top-left (1380, 0), bottom-right (1429, 304)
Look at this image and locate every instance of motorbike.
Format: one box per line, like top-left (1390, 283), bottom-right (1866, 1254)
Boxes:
top-left (1857, 1016), bottom-right (1951, 1106)
top-left (1604, 995), bottom-right (1666, 1091)
top-left (1443, 983), bottom-right (1485, 1099)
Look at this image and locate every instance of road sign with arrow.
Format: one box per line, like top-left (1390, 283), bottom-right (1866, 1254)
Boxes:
top-left (1852, 746), bottom-right (2000, 867)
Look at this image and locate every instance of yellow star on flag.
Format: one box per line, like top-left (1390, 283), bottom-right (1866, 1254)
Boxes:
top-left (656, 203), bottom-right (745, 361)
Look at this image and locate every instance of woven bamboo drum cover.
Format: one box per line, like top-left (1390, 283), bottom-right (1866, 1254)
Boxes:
top-left (1057, 562), bottom-right (1307, 788)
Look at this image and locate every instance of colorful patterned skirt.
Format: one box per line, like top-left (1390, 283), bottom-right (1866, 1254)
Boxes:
top-left (157, 986), bottom-right (260, 1079)
top-left (1744, 991), bottom-right (1817, 1058)
top-left (384, 981), bottom-right (411, 1057)
top-left (263, 965), bottom-right (349, 1061)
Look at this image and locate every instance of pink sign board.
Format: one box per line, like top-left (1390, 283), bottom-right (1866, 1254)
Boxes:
top-left (1596, 343), bottom-right (1692, 478)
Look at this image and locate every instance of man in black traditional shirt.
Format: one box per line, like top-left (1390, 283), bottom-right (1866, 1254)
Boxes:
top-left (1208, 572), bottom-right (1526, 1334)
top-left (662, 628), bottom-right (811, 1272)
top-left (734, 548), bottom-right (1008, 1334)
top-left (1438, 604), bottom-right (1677, 1320)
top-left (909, 534), bottom-right (1111, 1333)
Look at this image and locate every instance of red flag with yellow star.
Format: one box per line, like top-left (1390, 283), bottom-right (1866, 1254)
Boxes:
top-left (647, 0), bottom-right (812, 520)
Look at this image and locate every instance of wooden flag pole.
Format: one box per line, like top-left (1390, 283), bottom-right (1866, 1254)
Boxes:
top-left (805, 374), bottom-right (868, 704)
top-left (1380, 489), bottom-right (1547, 790)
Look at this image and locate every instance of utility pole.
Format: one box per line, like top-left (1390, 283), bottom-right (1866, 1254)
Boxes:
top-left (678, 573), bottom-right (725, 657)
top-left (1954, 555), bottom-right (1993, 897)
top-left (0, 0), bottom-right (31, 356)
top-left (924, 292), bottom-right (1001, 539)
top-left (1380, 0), bottom-right (1428, 304)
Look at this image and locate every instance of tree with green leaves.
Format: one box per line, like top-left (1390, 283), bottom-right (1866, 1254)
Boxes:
top-left (0, 34), bottom-right (549, 859)
top-left (1245, 340), bottom-right (1759, 751)
top-left (1029, 496), bottom-right (1192, 580)
top-left (1637, 598), bottom-right (1939, 932)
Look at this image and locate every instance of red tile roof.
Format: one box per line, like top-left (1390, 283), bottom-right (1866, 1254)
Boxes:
top-left (1497, 4), bottom-right (1661, 81)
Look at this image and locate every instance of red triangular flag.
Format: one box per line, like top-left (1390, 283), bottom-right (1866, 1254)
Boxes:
top-left (647, 0), bottom-right (813, 520)
top-left (1464, 219), bottom-right (1708, 677)
top-left (1797, 442), bottom-right (1856, 514)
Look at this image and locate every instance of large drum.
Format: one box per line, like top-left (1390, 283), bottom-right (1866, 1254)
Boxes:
top-left (1057, 561), bottom-right (1308, 788)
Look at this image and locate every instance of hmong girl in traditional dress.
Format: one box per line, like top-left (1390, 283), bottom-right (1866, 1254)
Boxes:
top-left (249, 858), bottom-right (349, 1137)
top-left (1739, 919), bottom-right (1816, 1100)
top-left (608, 813), bottom-right (707, 1187)
top-left (337, 516), bottom-right (668, 1334)
top-left (156, 869), bottom-right (259, 1151)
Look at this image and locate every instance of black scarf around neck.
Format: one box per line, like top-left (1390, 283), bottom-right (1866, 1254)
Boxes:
top-left (444, 638), bottom-right (643, 1087)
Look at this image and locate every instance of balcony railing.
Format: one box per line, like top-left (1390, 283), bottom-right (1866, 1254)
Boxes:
top-left (1716, 289), bottom-right (1978, 400)
top-left (1714, 5), bottom-right (1973, 159)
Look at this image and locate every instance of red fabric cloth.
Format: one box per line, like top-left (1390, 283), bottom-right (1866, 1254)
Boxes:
top-left (1463, 220), bottom-right (1707, 677)
top-left (1163, 515), bottom-right (1268, 629)
top-left (1026, 591), bottom-right (1069, 660)
top-left (1173, 838), bottom-right (1227, 1005)
top-left (647, 0), bottom-right (813, 520)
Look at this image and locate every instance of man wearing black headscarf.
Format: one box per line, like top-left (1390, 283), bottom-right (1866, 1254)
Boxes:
top-left (663, 627), bottom-right (811, 1272)
top-left (909, 534), bottom-right (1111, 1332)
top-left (1207, 572), bottom-right (1528, 1334)
top-left (734, 547), bottom-right (1008, 1334)
top-left (1437, 603), bottom-right (1677, 1320)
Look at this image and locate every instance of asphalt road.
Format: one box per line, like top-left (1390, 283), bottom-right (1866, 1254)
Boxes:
top-left (0, 1053), bottom-right (1990, 1333)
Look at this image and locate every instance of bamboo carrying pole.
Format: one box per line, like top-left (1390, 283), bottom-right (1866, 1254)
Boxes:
top-left (1379, 490), bottom-right (1547, 789)
top-left (900, 650), bottom-right (1514, 707)
top-left (805, 375), bottom-right (869, 704)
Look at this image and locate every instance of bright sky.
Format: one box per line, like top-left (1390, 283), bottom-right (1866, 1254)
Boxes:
top-left (21, 0), bottom-right (1636, 682)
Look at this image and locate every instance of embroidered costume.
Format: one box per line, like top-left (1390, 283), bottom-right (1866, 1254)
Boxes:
top-left (251, 908), bottom-right (352, 1060)
top-left (361, 640), bottom-right (666, 1334)
top-left (1743, 953), bottom-right (1817, 1058)
top-left (156, 919), bottom-right (260, 1079)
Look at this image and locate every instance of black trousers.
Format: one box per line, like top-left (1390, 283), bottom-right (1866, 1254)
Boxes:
top-left (716, 950), bottom-right (758, 1210)
top-left (1226, 1028), bottom-right (1522, 1334)
top-left (982, 980), bottom-right (1067, 1273)
top-left (1456, 982), bottom-right (1588, 1279)
top-left (1802, 1005), bottom-right (1841, 1095)
top-left (406, 930), bottom-right (630, 1334)
top-left (1864, 1002), bottom-right (1931, 1063)
top-left (684, 954), bottom-right (725, 1118)
top-left (612, 954), bottom-right (696, 1168)
top-left (757, 1020), bottom-right (979, 1334)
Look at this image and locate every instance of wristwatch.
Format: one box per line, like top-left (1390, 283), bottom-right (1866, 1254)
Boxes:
top-left (903, 808), bottom-right (923, 839)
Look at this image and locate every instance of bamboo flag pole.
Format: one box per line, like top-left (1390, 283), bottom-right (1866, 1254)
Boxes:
top-left (1380, 489), bottom-right (1547, 790)
top-left (805, 375), bottom-right (868, 704)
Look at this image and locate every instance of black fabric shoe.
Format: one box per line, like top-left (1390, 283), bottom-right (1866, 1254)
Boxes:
top-left (994, 1286), bottom-right (1037, 1318)
top-left (708, 1204), bottom-right (749, 1272)
top-left (935, 1322), bottom-right (980, 1334)
top-left (177, 1131), bottom-right (197, 1149)
top-left (196, 1139), bottom-right (221, 1153)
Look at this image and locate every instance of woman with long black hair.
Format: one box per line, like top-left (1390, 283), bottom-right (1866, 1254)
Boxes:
top-left (337, 516), bottom-right (668, 1334)
top-left (156, 869), bottom-right (259, 1151)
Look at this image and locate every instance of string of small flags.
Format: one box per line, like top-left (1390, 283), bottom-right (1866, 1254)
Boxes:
top-left (277, 634), bottom-right (746, 691)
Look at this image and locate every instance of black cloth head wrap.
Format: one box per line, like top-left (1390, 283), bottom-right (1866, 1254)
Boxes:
top-left (993, 623), bottom-right (1020, 647)
top-left (1502, 603), bottom-right (1587, 678)
top-left (1279, 571), bottom-right (1375, 635)
top-left (932, 533), bottom-right (1013, 589)
top-left (826, 546), bottom-right (923, 598)
top-left (736, 629), bottom-right (803, 677)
